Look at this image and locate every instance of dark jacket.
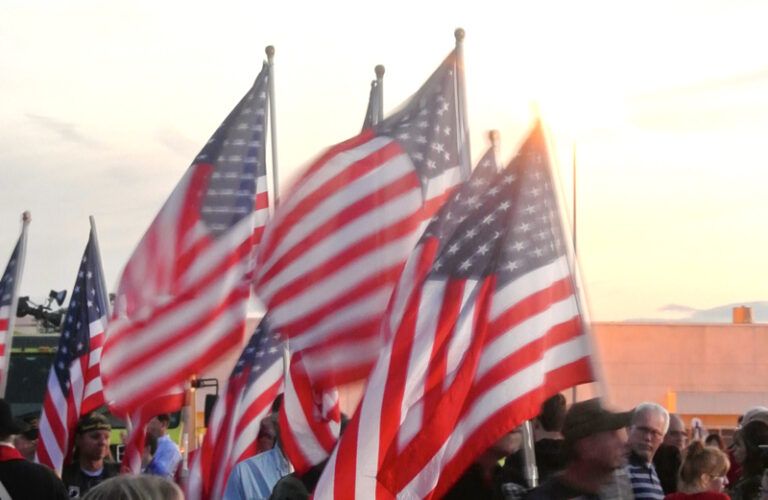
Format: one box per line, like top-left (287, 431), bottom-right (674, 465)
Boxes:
top-left (0, 444), bottom-right (68, 500)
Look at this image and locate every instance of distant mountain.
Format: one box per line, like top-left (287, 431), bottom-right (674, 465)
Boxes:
top-left (627, 301), bottom-right (768, 323)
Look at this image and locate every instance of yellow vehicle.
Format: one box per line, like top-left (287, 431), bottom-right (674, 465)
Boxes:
top-left (6, 328), bottom-right (182, 461)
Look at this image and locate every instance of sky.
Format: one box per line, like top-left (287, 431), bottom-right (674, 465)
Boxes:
top-left (2, 0), bottom-right (767, 322)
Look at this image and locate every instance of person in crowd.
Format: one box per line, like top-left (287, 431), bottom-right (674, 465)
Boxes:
top-left (257, 416), bottom-right (278, 453)
top-left (626, 402), bottom-right (669, 500)
top-left (706, 434), bottom-right (726, 451)
top-left (741, 408), bottom-right (768, 428)
top-left (224, 408), bottom-right (291, 500)
top-left (729, 420), bottom-right (768, 500)
top-left (664, 441), bottom-right (730, 499)
top-left (144, 413), bottom-right (181, 480)
top-left (525, 398), bottom-right (633, 499)
top-left (81, 474), bottom-right (183, 500)
top-left (141, 432), bottom-right (159, 473)
top-left (62, 413), bottom-right (121, 499)
top-left (444, 428), bottom-right (526, 499)
top-left (0, 398), bottom-right (68, 499)
top-left (665, 415), bottom-right (688, 451)
top-left (13, 413), bottom-right (39, 461)
top-left (655, 443), bottom-right (683, 494)
top-left (534, 394), bottom-right (568, 481)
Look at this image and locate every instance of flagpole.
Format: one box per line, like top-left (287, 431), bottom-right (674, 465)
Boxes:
top-left (571, 144), bottom-right (578, 403)
top-left (375, 65), bottom-right (385, 124)
top-left (453, 28), bottom-right (471, 176)
top-left (488, 130), bottom-right (500, 170)
top-left (0, 211), bottom-right (31, 398)
top-left (266, 45), bottom-right (279, 208)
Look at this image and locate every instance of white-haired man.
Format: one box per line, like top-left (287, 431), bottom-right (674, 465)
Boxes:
top-left (626, 402), bottom-right (669, 500)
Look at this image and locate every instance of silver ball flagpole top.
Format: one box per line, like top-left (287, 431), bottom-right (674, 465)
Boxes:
top-left (22, 211), bottom-right (31, 223)
top-left (454, 28), bottom-right (465, 43)
top-left (375, 65), bottom-right (385, 79)
top-left (265, 45), bottom-right (275, 60)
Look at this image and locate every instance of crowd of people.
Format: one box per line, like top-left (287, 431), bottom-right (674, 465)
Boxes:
top-left (0, 394), bottom-right (767, 499)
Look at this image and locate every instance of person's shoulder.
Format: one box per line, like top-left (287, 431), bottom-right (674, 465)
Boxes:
top-left (104, 461), bottom-right (121, 476)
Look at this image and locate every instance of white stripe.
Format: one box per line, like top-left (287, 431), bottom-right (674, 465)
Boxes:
top-left (259, 152), bottom-right (414, 281)
top-left (313, 442), bottom-right (339, 500)
top-left (285, 286), bottom-right (392, 352)
top-left (264, 136), bottom-right (394, 239)
top-left (388, 246), bottom-right (424, 338)
top-left (299, 334), bottom-right (382, 379)
top-left (397, 280), bottom-right (445, 451)
top-left (256, 174), bottom-right (268, 195)
top-left (104, 257), bottom-right (251, 372)
top-left (401, 336), bottom-right (590, 498)
top-left (283, 364), bottom-right (328, 464)
top-left (38, 373), bottom-right (67, 470)
top-left (424, 165), bottom-right (463, 200)
top-left (105, 304), bottom-right (247, 404)
top-left (489, 256), bottom-right (571, 321)
top-left (179, 216), bottom-right (255, 289)
top-left (443, 282), bottom-right (480, 388)
top-left (477, 295), bottom-right (579, 380)
top-left (69, 359), bottom-right (85, 417)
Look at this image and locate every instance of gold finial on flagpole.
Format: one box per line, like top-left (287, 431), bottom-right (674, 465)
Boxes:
top-left (265, 45), bottom-right (275, 59)
top-left (454, 27), bottom-right (465, 44)
top-left (375, 64), bottom-right (385, 79)
top-left (22, 211), bottom-right (31, 223)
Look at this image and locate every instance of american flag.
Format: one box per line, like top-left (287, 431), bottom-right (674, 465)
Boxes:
top-left (100, 63), bottom-right (271, 419)
top-left (37, 228), bottom-right (109, 473)
top-left (253, 49), bottom-right (470, 394)
top-left (278, 352), bottom-right (341, 474)
top-left (186, 316), bottom-right (284, 500)
top-left (314, 122), bottom-right (595, 499)
top-left (0, 234), bottom-right (25, 393)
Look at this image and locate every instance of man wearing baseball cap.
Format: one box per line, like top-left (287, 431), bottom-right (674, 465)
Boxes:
top-left (525, 398), bottom-right (633, 499)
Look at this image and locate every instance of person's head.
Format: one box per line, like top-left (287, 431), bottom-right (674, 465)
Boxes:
top-left (74, 413), bottom-right (111, 464)
top-left (705, 433), bottom-right (725, 451)
top-left (628, 402), bottom-right (670, 462)
top-left (81, 474), bottom-right (183, 500)
top-left (678, 440), bottom-right (730, 493)
top-left (742, 407), bottom-right (768, 427)
top-left (257, 415), bottom-right (277, 452)
top-left (538, 393), bottom-right (567, 433)
top-left (146, 414), bottom-right (170, 439)
top-left (0, 399), bottom-right (24, 443)
top-left (739, 419), bottom-right (768, 477)
top-left (562, 398), bottom-right (632, 473)
top-left (13, 416), bottom-right (39, 461)
top-left (664, 414), bottom-right (687, 451)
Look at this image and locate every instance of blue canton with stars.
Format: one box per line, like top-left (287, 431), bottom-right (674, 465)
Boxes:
top-left (424, 123), bottom-right (568, 287)
top-left (0, 239), bottom-right (21, 309)
top-left (195, 63), bottom-right (270, 237)
top-left (230, 316), bottom-right (283, 383)
top-left (54, 232), bottom-right (109, 394)
top-left (375, 50), bottom-right (470, 191)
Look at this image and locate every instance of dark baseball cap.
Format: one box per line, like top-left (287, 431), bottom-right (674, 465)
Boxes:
top-left (76, 413), bottom-right (111, 434)
top-left (563, 398), bottom-right (633, 443)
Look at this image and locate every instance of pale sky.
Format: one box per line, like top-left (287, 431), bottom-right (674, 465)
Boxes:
top-left (2, 0), bottom-right (767, 321)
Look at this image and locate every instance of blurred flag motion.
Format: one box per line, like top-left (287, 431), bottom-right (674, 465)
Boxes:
top-left (37, 227), bottom-right (109, 473)
top-left (254, 49), bottom-right (471, 473)
top-left (186, 317), bottom-right (284, 500)
top-left (99, 63), bottom-right (271, 470)
top-left (315, 122), bottom-right (595, 499)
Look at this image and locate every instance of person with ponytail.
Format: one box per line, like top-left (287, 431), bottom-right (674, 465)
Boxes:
top-left (665, 441), bottom-right (731, 499)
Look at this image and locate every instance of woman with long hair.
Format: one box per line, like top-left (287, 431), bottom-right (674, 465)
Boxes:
top-left (730, 420), bottom-right (768, 500)
top-left (665, 441), bottom-right (730, 499)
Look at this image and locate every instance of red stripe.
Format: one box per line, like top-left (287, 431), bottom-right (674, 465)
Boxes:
top-left (486, 276), bottom-right (574, 342)
top-left (276, 265), bottom-right (403, 340)
top-left (254, 191), bottom-right (269, 211)
top-left (432, 356), bottom-right (594, 498)
top-left (330, 406), bottom-right (362, 500)
top-left (107, 235), bottom-right (254, 349)
top-left (258, 142), bottom-right (411, 284)
top-left (108, 285), bottom-right (249, 381)
top-left (174, 164), bottom-right (214, 282)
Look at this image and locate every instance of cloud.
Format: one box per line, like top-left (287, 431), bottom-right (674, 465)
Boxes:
top-left (155, 128), bottom-right (197, 156)
top-left (25, 113), bottom-right (100, 147)
top-left (658, 304), bottom-right (699, 313)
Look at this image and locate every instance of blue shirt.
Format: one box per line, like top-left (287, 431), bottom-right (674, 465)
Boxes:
top-left (223, 446), bottom-right (293, 500)
top-left (146, 435), bottom-right (181, 480)
top-left (626, 451), bottom-right (664, 500)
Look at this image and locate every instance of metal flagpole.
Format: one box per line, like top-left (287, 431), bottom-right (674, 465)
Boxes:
top-left (571, 143), bottom-right (578, 403)
top-left (521, 420), bottom-right (539, 489)
top-left (375, 65), bottom-right (385, 124)
top-left (0, 211), bottom-right (31, 398)
top-left (488, 130), bottom-right (501, 170)
top-left (266, 45), bottom-right (279, 208)
top-left (453, 28), bottom-right (471, 176)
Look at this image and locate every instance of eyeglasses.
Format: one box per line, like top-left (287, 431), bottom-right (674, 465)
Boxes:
top-left (633, 425), bottom-right (664, 440)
